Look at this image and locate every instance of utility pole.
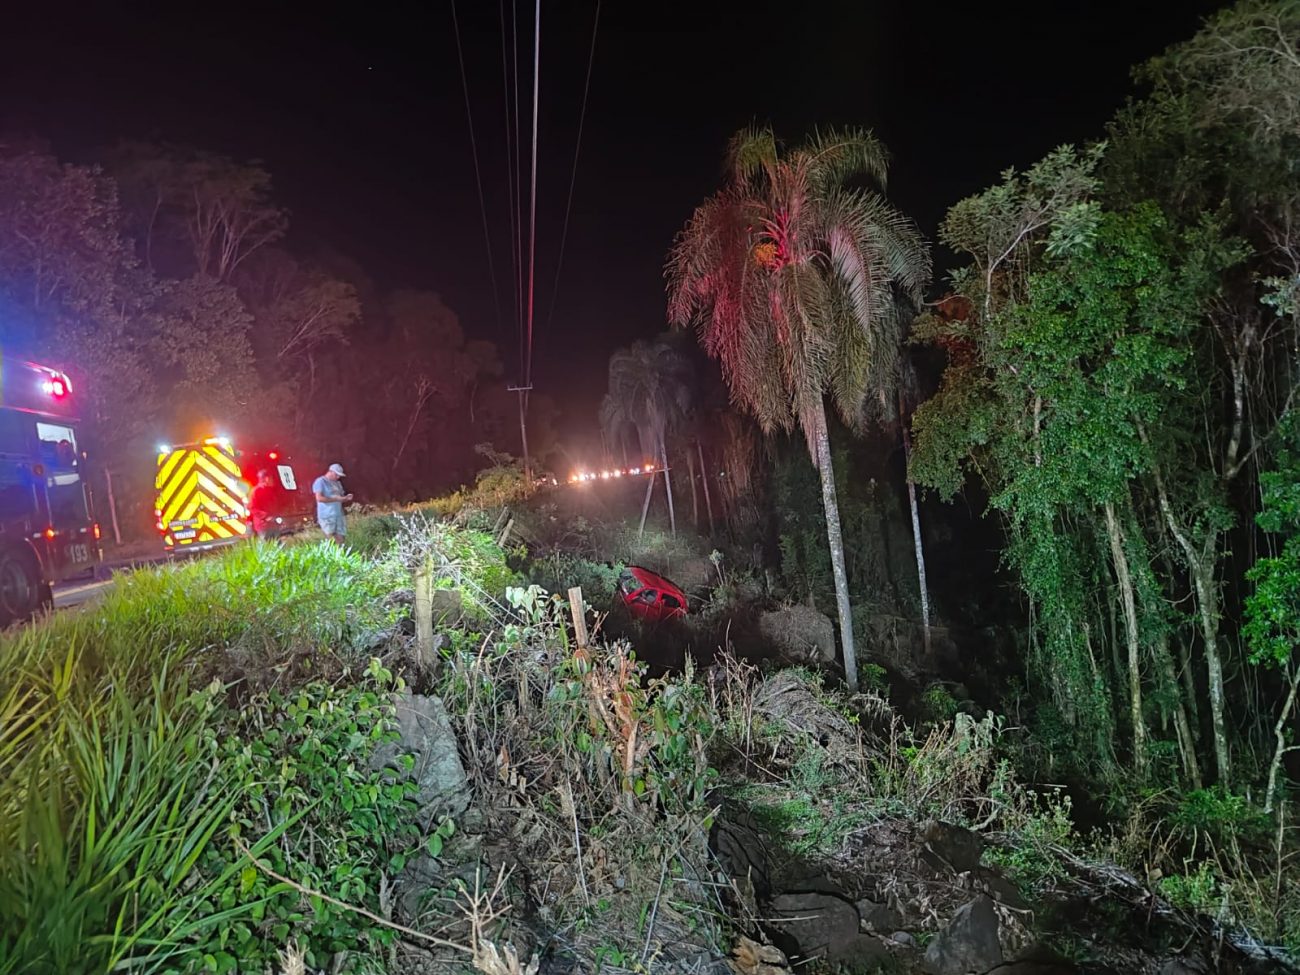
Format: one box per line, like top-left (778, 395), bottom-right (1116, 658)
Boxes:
top-left (508, 384), bottom-right (533, 480)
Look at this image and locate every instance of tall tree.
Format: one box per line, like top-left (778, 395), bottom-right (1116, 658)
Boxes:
top-left (108, 143), bottom-right (287, 282)
top-left (605, 338), bottom-right (693, 535)
top-left (667, 125), bottom-right (929, 690)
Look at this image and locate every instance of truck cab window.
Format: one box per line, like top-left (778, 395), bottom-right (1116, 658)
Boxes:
top-left (36, 422), bottom-right (87, 528)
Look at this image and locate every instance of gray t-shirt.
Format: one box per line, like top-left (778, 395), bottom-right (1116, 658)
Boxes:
top-left (312, 475), bottom-right (345, 520)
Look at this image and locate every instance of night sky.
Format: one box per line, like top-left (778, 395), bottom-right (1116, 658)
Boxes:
top-left (2, 0), bottom-right (1227, 438)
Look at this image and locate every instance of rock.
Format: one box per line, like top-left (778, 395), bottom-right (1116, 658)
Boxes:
top-left (1158, 959), bottom-right (1210, 975)
top-left (672, 557), bottom-right (716, 590)
top-left (728, 936), bottom-right (792, 975)
top-left (921, 819), bottom-right (984, 874)
top-left (855, 898), bottom-right (902, 934)
top-left (369, 689), bottom-right (469, 829)
top-left (753, 671), bottom-right (853, 745)
top-left (978, 869), bottom-right (1028, 910)
top-left (430, 588), bottom-right (463, 624)
top-left (766, 892), bottom-right (886, 964)
top-left (923, 895), bottom-right (1004, 975)
top-left (891, 931), bottom-right (917, 946)
top-left (989, 943), bottom-right (1078, 974)
top-left (759, 605), bottom-right (837, 664)
top-left (711, 805), bottom-right (775, 900)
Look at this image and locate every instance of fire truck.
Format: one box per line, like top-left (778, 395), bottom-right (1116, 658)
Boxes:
top-left (154, 438), bottom-right (312, 551)
top-left (0, 355), bottom-right (101, 625)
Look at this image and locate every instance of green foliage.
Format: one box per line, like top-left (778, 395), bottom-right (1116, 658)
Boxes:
top-left (0, 542), bottom-right (406, 973)
top-left (393, 515), bottom-right (520, 619)
top-left (773, 442), bottom-right (832, 605)
top-left (472, 443), bottom-right (533, 506)
top-left (186, 672), bottom-right (432, 974)
top-left (1157, 861), bottom-right (1221, 914)
top-left (0, 673), bottom-right (244, 974)
top-left (983, 791), bottom-right (1075, 893)
top-left (1246, 411), bottom-right (1300, 668)
top-left (346, 511), bottom-right (405, 558)
top-left (530, 552), bottom-right (625, 605)
top-left (1168, 787), bottom-right (1269, 847)
top-left (914, 193), bottom-right (1243, 774)
top-left (920, 685), bottom-right (960, 723)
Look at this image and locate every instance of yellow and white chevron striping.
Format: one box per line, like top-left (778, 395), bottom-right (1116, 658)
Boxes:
top-left (155, 442), bottom-right (249, 548)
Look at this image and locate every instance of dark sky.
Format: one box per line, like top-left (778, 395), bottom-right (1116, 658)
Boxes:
top-left (2, 0), bottom-right (1227, 441)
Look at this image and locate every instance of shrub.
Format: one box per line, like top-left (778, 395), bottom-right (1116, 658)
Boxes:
top-left (0, 542), bottom-right (406, 973)
top-left (529, 553), bottom-right (624, 605)
top-left (184, 662), bottom-right (441, 974)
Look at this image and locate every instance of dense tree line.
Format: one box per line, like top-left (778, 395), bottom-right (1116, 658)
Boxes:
top-left (658, 0), bottom-right (1300, 809)
top-left (0, 136), bottom-right (552, 536)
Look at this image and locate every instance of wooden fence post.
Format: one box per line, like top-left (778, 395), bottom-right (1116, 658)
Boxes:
top-left (414, 559), bottom-right (434, 669)
top-left (568, 586), bottom-right (589, 650)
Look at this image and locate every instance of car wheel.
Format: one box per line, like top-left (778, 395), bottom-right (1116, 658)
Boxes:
top-left (0, 550), bottom-right (41, 627)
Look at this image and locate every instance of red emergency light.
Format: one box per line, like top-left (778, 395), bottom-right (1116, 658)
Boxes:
top-left (42, 374), bottom-right (70, 399)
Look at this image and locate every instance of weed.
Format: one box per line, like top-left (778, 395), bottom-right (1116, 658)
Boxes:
top-left (1157, 861), bottom-right (1221, 914)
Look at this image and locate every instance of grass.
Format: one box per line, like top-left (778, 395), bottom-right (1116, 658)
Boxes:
top-left (0, 540), bottom-right (405, 974)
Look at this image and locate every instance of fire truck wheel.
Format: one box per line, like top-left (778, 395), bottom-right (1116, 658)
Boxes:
top-left (0, 549), bottom-right (40, 627)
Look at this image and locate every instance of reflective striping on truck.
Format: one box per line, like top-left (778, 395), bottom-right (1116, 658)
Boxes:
top-left (155, 441), bottom-right (249, 548)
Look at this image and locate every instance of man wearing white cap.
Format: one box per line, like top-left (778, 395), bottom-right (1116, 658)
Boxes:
top-left (312, 462), bottom-right (353, 544)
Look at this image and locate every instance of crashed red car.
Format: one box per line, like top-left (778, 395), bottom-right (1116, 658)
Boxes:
top-left (617, 566), bottom-right (688, 622)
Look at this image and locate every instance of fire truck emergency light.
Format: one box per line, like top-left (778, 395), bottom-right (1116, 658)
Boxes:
top-left (41, 374), bottom-right (70, 398)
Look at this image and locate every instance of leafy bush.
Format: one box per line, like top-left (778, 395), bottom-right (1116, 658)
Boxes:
top-left (0, 542), bottom-right (406, 973)
top-left (346, 511), bottom-right (404, 557)
top-left (1169, 787), bottom-right (1269, 847)
top-left (1158, 861), bottom-right (1221, 914)
top-left (529, 553), bottom-right (624, 606)
top-left (920, 685), bottom-right (961, 723)
top-left (185, 663), bottom-right (438, 973)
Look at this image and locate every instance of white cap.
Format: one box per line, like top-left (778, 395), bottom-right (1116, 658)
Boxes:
top-left (328, 463), bottom-right (346, 476)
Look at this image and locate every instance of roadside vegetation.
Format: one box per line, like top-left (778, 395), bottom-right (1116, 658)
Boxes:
top-left (4, 490), bottom-right (1294, 973)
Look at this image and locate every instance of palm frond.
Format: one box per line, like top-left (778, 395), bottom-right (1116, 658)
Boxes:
top-left (726, 124), bottom-right (779, 187)
top-left (804, 126), bottom-right (891, 193)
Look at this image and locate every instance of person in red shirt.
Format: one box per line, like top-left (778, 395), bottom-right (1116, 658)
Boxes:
top-left (246, 469), bottom-right (277, 541)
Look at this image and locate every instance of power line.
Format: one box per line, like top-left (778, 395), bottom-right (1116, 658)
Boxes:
top-left (450, 0), bottom-right (505, 336)
top-left (498, 0), bottom-right (521, 355)
top-left (544, 0), bottom-right (601, 337)
top-left (512, 0), bottom-right (526, 381)
top-left (524, 0), bottom-right (541, 389)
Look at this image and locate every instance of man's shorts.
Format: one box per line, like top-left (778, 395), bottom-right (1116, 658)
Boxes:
top-left (319, 512), bottom-right (347, 537)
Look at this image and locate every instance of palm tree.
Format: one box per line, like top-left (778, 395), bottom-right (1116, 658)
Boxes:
top-left (605, 338), bottom-right (694, 534)
top-left (667, 125), bottom-right (929, 690)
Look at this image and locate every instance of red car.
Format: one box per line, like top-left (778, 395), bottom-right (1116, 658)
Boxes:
top-left (617, 566), bottom-right (688, 621)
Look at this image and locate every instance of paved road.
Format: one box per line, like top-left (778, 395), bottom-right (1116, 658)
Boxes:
top-left (51, 550), bottom-right (178, 611)
top-left (53, 577), bottom-right (114, 609)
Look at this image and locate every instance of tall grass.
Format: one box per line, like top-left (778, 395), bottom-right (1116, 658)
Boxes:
top-left (0, 540), bottom-right (398, 973)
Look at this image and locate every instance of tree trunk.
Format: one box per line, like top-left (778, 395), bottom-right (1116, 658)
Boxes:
top-left (1104, 501), bottom-right (1147, 778)
top-left (1144, 440), bottom-right (1232, 784)
top-left (1123, 494), bottom-right (1201, 786)
top-left (687, 447), bottom-right (699, 529)
top-left (1156, 631), bottom-right (1203, 788)
top-left (660, 435), bottom-right (676, 536)
top-left (1191, 556), bottom-right (1232, 786)
top-left (1264, 664), bottom-right (1300, 814)
top-left (698, 440), bottom-right (716, 535)
top-left (638, 471), bottom-right (655, 539)
top-left (812, 399), bottom-right (859, 692)
top-left (899, 394), bottom-right (931, 656)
